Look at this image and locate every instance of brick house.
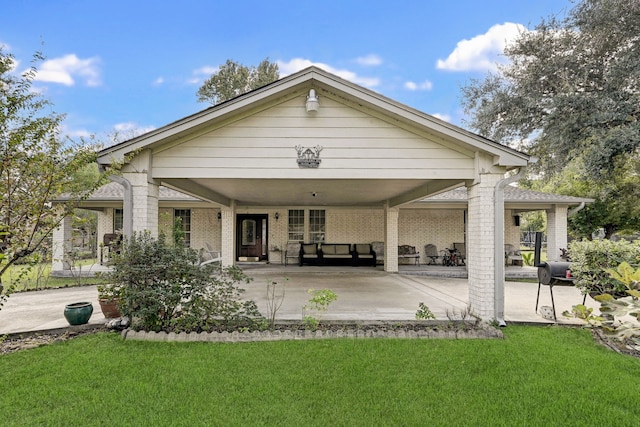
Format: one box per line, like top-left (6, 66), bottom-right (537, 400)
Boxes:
top-left (52, 66), bottom-right (590, 320)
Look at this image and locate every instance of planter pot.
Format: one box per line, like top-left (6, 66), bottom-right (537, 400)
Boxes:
top-left (64, 302), bottom-right (94, 325)
top-left (99, 299), bottom-right (121, 319)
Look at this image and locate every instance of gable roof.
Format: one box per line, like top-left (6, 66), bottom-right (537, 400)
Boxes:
top-left (97, 66), bottom-right (530, 169)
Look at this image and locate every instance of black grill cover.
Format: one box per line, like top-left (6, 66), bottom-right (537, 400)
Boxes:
top-left (537, 261), bottom-right (571, 285)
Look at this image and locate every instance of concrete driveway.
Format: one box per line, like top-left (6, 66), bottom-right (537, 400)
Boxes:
top-left (0, 268), bottom-right (595, 334)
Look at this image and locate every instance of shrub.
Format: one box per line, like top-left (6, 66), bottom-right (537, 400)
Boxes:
top-left (302, 289), bottom-right (337, 330)
top-left (105, 231), bottom-right (264, 332)
top-left (415, 302), bottom-right (435, 320)
top-left (569, 239), bottom-right (640, 297)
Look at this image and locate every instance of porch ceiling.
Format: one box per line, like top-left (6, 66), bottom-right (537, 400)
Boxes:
top-left (163, 178), bottom-right (464, 207)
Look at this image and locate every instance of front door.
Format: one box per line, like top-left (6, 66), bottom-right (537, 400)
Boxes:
top-left (236, 214), bottom-right (268, 261)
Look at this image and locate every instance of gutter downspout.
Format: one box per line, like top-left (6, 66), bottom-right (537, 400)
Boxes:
top-left (568, 202), bottom-right (586, 217)
top-left (100, 165), bottom-right (133, 238)
top-left (494, 166), bottom-right (528, 327)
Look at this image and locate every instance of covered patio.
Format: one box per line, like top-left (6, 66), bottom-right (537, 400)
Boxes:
top-left (53, 66), bottom-right (591, 322)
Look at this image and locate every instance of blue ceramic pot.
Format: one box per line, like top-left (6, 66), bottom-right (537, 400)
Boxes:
top-left (64, 302), bottom-right (94, 325)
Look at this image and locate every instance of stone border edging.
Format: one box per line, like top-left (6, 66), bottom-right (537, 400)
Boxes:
top-left (122, 326), bottom-right (503, 342)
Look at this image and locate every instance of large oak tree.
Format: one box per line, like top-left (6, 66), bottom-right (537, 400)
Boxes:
top-left (460, 0), bottom-right (640, 238)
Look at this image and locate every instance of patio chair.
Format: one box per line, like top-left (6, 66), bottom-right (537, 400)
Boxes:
top-left (284, 241), bottom-right (302, 266)
top-left (200, 243), bottom-right (222, 266)
top-left (424, 244), bottom-right (439, 265)
top-left (505, 244), bottom-right (523, 266)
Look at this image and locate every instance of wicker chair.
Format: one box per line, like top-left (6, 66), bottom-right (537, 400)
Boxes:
top-left (284, 242), bottom-right (302, 266)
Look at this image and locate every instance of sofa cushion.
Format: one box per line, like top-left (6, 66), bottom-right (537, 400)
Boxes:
top-left (322, 245), bottom-right (336, 255)
top-left (355, 244), bottom-right (371, 254)
top-left (335, 245), bottom-right (350, 255)
top-left (302, 244), bottom-right (317, 255)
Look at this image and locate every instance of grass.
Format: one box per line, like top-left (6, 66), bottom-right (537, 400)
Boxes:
top-left (3, 259), bottom-right (106, 291)
top-left (1, 326), bottom-right (639, 425)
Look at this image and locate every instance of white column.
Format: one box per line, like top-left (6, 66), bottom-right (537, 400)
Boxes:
top-left (546, 205), bottom-right (568, 262)
top-left (220, 205), bottom-right (235, 267)
top-left (384, 206), bottom-right (399, 273)
top-left (467, 173), bottom-right (502, 320)
top-left (124, 172), bottom-right (159, 238)
top-left (52, 216), bottom-right (72, 272)
top-left (96, 210), bottom-right (110, 264)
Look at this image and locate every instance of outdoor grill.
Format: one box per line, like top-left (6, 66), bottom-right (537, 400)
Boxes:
top-left (536, 261), bottom-right (577, 322)
top-left (537, 261), bottom-right (571, 285)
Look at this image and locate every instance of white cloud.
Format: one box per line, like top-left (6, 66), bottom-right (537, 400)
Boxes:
top-left (355, 54), bottom-right (382, 67)
top-left (436, 22), bottom-right (527, 72)
top-left (188, 65), bottom-right (219, 85)
top-left (404, 80), bottom-right (433, 91)
top-left (34, 54), bottom-right (101, 86)
top-left (277, 58), bottom-right (380, 87)
top-left (153, 77), bottom-right (165, 85)
top-left (114, 122), bottom-right (155, 136)
top-left (60, 124), bottom-right (92, 139)
top-left (431, 113), bottom-right (452, 123)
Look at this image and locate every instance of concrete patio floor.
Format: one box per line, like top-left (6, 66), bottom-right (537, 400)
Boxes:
top-left (0, 264), bottom-right (595, 335)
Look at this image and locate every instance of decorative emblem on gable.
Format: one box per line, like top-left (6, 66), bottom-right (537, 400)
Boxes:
top-left (295, 145), bottom-right (323, 168)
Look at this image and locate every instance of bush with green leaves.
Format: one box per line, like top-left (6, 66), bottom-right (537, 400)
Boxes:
top-left (302, 289), bottom-right (337, 330)
top-left (569, 239), bottom-right (640, 297)
top-left (565, 261), bottom-right (640, 351)
top-left (105, 231), bottom-right (264, 332)
top-left (415, 302), bottom-right (435, 320)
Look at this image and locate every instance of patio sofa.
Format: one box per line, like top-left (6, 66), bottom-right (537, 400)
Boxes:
top-left (298, 243), bottom-right (377, 266)
top-left (318, 243), bottom-right (353, 266)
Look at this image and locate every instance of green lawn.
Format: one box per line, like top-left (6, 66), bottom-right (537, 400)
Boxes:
top-left (4, 260), bottom-right (105, 291)
top-left (1, 326), bottom-right (639, 425)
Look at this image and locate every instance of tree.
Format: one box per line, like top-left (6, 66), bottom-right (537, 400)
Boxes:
top-left (197, 58), bottom-right (279, 105)
top-left (461, 0), bottom-right (640, 179)
top-left (0, 49), bottom-right (109, 306)
top-left (460, 0), bottom-right (640, 238)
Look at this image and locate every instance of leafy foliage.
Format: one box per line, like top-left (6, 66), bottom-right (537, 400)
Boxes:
top-left (415, 302), bottom-right (436, 320)
top-left (196, 58), bottom-right (279, 105)
top-left (569, 239), bottom-right (640, 297)
top-left (0, 48), bottom-right (109, 304)
top-left (461, 0), bottom-right (640, 238)
top-left (302, 288), bottom-right (338, 330)
top-left (575, 262), bottom-right (640, 351)
top-left (105, 232), bottom-right (264, 332)
top-left (462, 0), bottom-right (640, 178)
top-left (532, 156), bottom-right (640, 239)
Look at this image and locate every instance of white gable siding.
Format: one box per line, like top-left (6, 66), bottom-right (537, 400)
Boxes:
top-left (152, 96), bottom-right (475, 180)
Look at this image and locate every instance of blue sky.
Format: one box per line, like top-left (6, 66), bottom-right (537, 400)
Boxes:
top-left (2, 0), bottom-right (573, 144)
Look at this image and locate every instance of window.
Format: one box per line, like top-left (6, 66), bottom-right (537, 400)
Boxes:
top-left (288, 209), bottom-right (304, 241)
top-left (309, 209), bottom-right (325, 243)
top-left (114, 209), bottom-right (123, 232)
top-left (287, 209), bottom-right (326, 242)
top-left (174, 209), bottom-right (192, 247)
